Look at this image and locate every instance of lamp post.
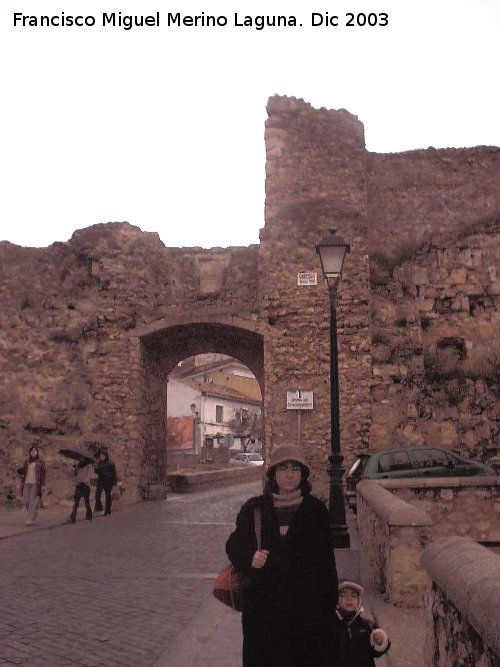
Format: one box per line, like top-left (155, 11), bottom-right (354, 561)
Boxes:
top-left (316, 230), bottom-right (351, 549)
top-left (190, 402), bottom-right (201, 460)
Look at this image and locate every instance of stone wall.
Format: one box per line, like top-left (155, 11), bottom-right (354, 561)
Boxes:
top-left (356, 480), bottom-right (432, 606)
top-left (1, 95), bottom-right (499, 505)
top-left (357, 478), bottom-right (500, 606)
top-left (381, 477), bottom-right (500, 543)
top-left (369, 217), bottom-right (499, 461)
top-left (261, 96), bottom-right (372, 488)
top-left (0, 224), bottom-right (260, 504)
top-left (422, 537), bottom-right (500, 666)
top-left (367, 147), bottom-right (500, 260)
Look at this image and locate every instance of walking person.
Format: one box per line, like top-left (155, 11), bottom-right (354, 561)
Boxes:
top-left (335, 581), bottom-right (390, 667)
top-left (226, 444), bottom-right (339, 667)
top-left (94, 449), bottom-right (118, 516)
top-left (17, 444), bottom-right (46, 526)
top-left (67, 458), bottom-right (93, 523)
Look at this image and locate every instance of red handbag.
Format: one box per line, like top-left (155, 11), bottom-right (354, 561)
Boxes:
top-left (213, 508), bottom-right (262, 611)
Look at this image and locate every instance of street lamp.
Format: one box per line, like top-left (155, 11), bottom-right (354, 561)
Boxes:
top-left (190, 402), bottom-right (201, 459)
top-left (316, 230), bottom-right (351, 549)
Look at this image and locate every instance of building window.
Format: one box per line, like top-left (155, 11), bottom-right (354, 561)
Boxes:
top-left (215, 405), bottom-right (224, 423)
top-left (240, 408), bottom-right (249, 423)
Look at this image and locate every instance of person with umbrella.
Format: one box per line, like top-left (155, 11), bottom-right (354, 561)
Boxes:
top-left (60, 447), bottom-right (95, 524)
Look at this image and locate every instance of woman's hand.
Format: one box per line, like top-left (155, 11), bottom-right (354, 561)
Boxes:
top-left (251, 549), bottom-right (269, 569)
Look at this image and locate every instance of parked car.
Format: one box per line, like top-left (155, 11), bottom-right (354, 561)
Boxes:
top-left (345, 446), bottom-right (496, 511)
top-left (229, 453), bottom-right (264, 466)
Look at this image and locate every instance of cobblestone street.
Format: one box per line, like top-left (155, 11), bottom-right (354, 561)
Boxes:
top-left (0, 482), bottom-right (260, 666)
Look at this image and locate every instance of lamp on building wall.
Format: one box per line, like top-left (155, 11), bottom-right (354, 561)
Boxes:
top-left (316, 230), bottom-right (351, 549)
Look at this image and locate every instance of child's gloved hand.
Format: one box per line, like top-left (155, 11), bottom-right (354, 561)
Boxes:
top-left (370, 628), bottom-right (389, 652)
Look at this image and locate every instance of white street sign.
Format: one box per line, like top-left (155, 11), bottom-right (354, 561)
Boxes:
top-left (297, 272), bottom-right (317, 286)
top-left (286, 390), bottom-right (314, 410)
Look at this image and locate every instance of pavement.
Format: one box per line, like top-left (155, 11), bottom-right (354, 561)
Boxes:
top-left (0, 484), bottom-right (425, 666)
top-left (0, 502), bottom-right (75, 540)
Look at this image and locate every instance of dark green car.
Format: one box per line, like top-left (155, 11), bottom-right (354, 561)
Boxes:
top-left (345, 446), bottom-right (496, 511)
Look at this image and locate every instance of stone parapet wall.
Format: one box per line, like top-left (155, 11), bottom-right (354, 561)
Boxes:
top-left (356, 480), bottom-right (432, 606)
top-left (422, 537), bottom-right (500, 666)
top-left (167, 465), bottom-right (263, 493)
top-left (380, 477), bottom-right (500, 543)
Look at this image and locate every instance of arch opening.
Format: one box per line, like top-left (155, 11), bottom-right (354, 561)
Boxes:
top-left (137, 321), bottom-right (265, 498)
top-left (166, 352), bottom-right (263, 470)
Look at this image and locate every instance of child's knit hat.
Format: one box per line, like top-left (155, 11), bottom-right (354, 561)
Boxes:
top-left (338, 581), bottom-right (364, 595)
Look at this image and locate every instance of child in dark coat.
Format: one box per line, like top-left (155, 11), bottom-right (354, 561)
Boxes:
top-left (335, 581), bottom-right (390, 667)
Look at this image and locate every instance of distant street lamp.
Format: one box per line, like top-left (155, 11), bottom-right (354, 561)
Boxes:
top-left (190, 402), bottom-right (201, 459)
top-left (316, 230), bottom-right (351, 549)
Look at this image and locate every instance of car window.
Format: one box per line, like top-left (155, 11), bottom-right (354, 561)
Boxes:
top-left (358, 457), bottom-right (370, 474)
top-left (446, 452), bottom-right (464, 466)
top-left (378, 450), bottom-right (412, 473)
top-left (249, 454), bottom-right (262, 461)
top-left (412, 449), bottom-right (449, 469)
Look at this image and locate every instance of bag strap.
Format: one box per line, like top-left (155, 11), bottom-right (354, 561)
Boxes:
top-left (253, 507), bottom-right (262, 551)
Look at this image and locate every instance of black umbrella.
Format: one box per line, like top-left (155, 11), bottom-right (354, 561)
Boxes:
top-left (59, 447), bottom-right (95, 463)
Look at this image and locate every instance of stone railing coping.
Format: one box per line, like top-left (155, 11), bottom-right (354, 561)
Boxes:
top-left (378, 476), bottom-right (500, 490)
top-left (357, 480), bottom-right (432, 527)
top-left (167, 465), bottom-right (263, 492)
top-left (422, 537), bottom-right (500, 657)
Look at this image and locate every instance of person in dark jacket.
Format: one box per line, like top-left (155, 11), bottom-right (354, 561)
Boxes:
top-left (94, 449), bottom-right (118, 516)
top-left (335, 581), bottom-right (390, 667)
top-left (17, 444), bottom-right (46, 526)
top-left (226, 444), bottom-right (339, 667)
top-left (68, 458), bottom-right (93, 523)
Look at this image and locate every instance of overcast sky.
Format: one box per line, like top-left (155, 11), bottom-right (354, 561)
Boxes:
top-left (1, 0), bottom-right (499, 249)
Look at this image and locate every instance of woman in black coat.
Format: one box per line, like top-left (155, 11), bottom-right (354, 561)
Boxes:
top-left (226, 444), bottom-right (339, 667)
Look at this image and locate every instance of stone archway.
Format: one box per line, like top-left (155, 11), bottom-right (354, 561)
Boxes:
top-left (135, 315), bottom-right (266, 498)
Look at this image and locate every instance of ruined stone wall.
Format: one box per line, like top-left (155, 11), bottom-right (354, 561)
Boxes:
top-left (367, 147), bottom-right (499, 466)
top-left (367, 147), bottom-right (500, 261)
top-left (1, 95), bottom-right (499, 506)
top-left (370, 217), bottom-right (499, 466)
top-left (0, 224), bottom-right (259, 504)
top-left (260, 96), bottom-right (372, 490)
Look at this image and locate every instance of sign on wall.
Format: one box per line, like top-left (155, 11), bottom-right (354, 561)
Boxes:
top-left (297, 272), bottom-right (317, 286)
top-left (286, 390), bottom-right (314, 410)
